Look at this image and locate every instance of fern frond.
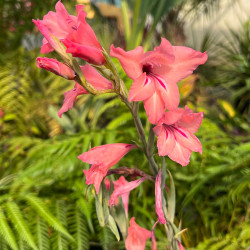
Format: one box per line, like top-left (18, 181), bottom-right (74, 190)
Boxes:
top-left (107, 112), bottom-right (132, 129)
top-left (35, 216), bottom-right (50, 250)
top-left (50, 201), bottom-right (69, 250)
top-left (77, 197), bottom-right (95, 234)
top-left (5, 201), bottom-right (38, 250)
top-left (24, 194), bottom-right (73, 242)
top-left (0, 209), bottom-right (18, 250)
top-left (68, 205), bottom-right (89, 250)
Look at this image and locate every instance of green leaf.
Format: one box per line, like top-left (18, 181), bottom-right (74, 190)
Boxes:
top-left (0, 209), bottom-right (18, 250)
top-left (24, 195), bottom-right (74, 241)
top-left (107, 215), bottom-right (120, 242)
top-left (5, 201), bottom-right (38, 250)
top-left (95, 189), bottom-right (105, 227)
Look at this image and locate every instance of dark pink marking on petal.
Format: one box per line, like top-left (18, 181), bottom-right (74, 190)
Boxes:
top-left (173, 127), bottom-right (188, 138)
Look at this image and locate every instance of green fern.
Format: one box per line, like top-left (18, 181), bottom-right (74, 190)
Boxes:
top-left (35, 217), bottom-right (50, 250)
top-left (5, 201), bottom-right (38, 250)
top-left (0, 209), bottom-right (18, 250)
top-left (68, 205), bottom-right (89, 250)
top-left (24, 194), bottom-right (73, 241)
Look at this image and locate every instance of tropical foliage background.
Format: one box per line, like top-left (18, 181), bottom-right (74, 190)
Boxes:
top-left (0, 0), bottom-right (249, 249)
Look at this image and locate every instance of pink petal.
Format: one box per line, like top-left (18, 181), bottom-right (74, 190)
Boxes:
top-left (80, 64), bottom-right (113, 90)
top-left (143, 91), bottom-right (165, 124)
top-left (128, 73), bottom-right (155, 102)
top-left (155, 126), bottom-right (176, 157)
top-left (154, 75), bottom-right (180, 110)
top-left (162, 108), bottom-right (185, 125)
top-left (68, 17), bottom-right (102, 49)
top-left (83, 165), bottom-right (108, 194)
top-left (155, 170), bottom-right (167, 224)
top-left (62, 39), bottom-right (105, 65)
top-left (55, 1), bottom-right (77, 33)
top-left (113, 176), bottom-right (130, 216)
top-left (58, 83), bottom-right (87, 118)
top-left (177, 106), bottom-right (203, 133)
top-left (173, 127), bottom-right (202, 154)
top-left (125, 217), bottom-right (151, 250)
top-left (168, 142), bottom-right (192, 166)
top-left (33, 19), bottom-right (61, 53)
top-left (141, 38), bottom-right (175, 66)
top-left (110, 45), bottom-right (143, 80)
top-left (153, 124), bottom-right (163, 137)
top-left (165, 46), bottom-right (208, 85)
top-left (78, 144), bottom-right (135, 168)
top-left (109, 178), bottom-right (146, 207)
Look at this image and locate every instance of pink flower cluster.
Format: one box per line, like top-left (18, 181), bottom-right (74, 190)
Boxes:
top-left (34, 1), bottom-right (207, 249)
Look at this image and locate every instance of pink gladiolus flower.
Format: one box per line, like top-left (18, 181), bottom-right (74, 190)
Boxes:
top-left (78, 144), bottom-right (136, 194)
top-left (155, 170), bottom-right (167, 224)
top-left (36, 57), bottom-right (75, 79)
top-left (58, 64), bottom-right (113, 117)
top-left (109, 177), bottom-right (146, 216)
top-left (153, 106), bottom-right (203, 166)
top-left (110, 38), bottom-right (207, 124)
top-left (33, 1), bottom-right (77, 54)
top-left (0, 109), bottom-right (4, 118)
top-left (125, 217), bottom-right (151, 250)
top-left (33, 2), bottom-right (105, 64)
top-left (62, 5), bottom-right (105, 65)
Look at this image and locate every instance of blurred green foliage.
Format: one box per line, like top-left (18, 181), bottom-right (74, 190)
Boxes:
top-left (0, 0), bottom-right (250, 249)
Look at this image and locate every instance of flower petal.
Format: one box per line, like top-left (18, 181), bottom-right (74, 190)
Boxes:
top-left (162, 108), bottom-right (185, 125)
top-left (109, 177), bottom-right (146, 207)
top-left (58, 83), bottom-right (87, 118)
top-left (83, 165), bottom-right (107, 194)
top-left (78, 144), bottom-right (135, 168)
top-left (81, 64), bottom-right (113, 90)
top-left (62, 39), bottom-right (105, 65)
top-left (155, 170), bottom-right (167, 224)
top-left (141, 38), bottom-right (175, 66)
top-left (128, 73), bottom-right (155, 102)
top-left (155, 126), bottom-right (176, 157)
top-left (113, 176), bottom-right (130, 215)
top-left (173, 127), bottom-right (202, 153)
top-left (110, 45), bottom-right (143, 79)
top-left (143, 91), bottom-right (165, 124)
top-left (154, 75), bottom-right (180, 110)
top-left (177, 106), bottom-right (203, 133)
top-left (164, 46), bottom-right (208, 84)
top-left (125, 217), bottom-right (151, 250)
top-left (168, 141), bottom-right (192, 166)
